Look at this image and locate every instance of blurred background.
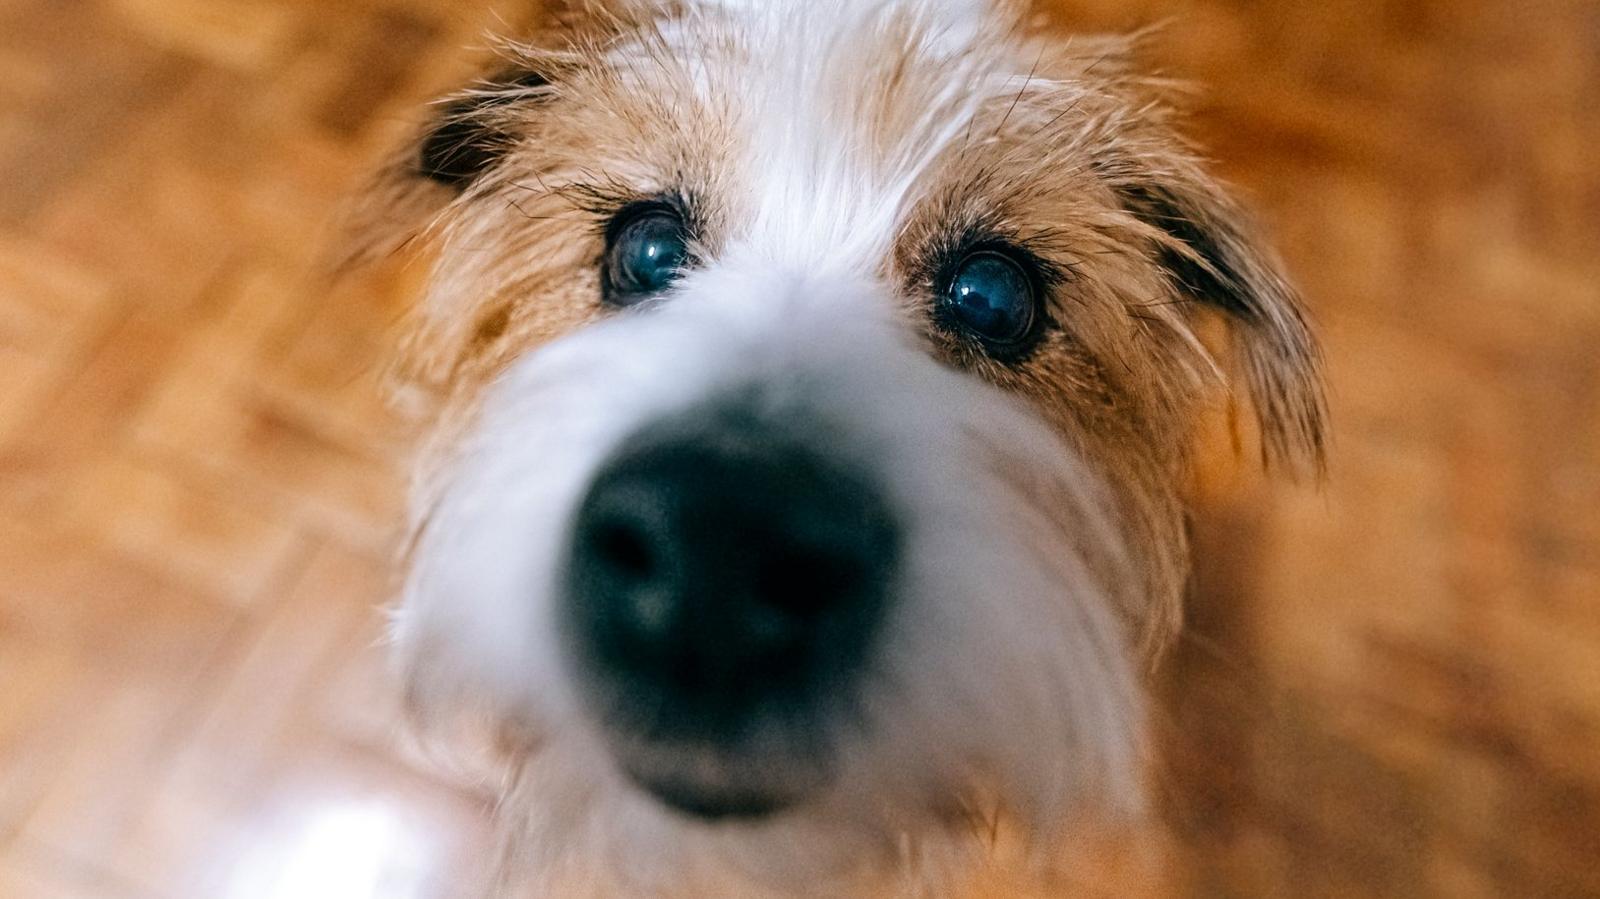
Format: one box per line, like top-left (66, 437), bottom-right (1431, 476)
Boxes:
top-left (0, 0), bottom-right (1594, 897)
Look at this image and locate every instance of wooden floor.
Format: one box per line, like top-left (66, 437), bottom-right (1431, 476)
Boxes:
top-left (0, 1), bottom-right (1594, 897)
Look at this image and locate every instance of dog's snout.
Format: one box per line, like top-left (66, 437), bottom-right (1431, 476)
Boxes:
top-left (564, 412), bottom-right (898, 740)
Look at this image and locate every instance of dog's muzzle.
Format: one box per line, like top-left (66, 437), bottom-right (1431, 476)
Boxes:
top-left (560, 403), bottom-right (900, 819)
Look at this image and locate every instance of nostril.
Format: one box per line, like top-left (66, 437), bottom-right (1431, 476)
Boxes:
top-left (577, 509), bottom-right (681, 647)
top-left (592, 518), bottom-right (656, 583)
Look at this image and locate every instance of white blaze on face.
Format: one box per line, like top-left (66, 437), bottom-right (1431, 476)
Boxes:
top-left (627, 0), bottom-right (1032, 275)
top-left (730, 0), bottom-right (1005, 270)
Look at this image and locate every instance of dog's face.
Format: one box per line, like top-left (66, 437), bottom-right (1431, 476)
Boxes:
top-left (358, 0), bottom-right (1323, 893)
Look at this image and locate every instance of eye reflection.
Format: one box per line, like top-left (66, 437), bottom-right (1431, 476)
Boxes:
top-left (603, 206), bottom-right (690, 305)
top-left (945, 250), bottom-right (1037, 347)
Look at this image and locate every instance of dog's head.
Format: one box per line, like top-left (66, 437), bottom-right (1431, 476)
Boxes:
top-left (355, 0), bottom-right (1324, 892)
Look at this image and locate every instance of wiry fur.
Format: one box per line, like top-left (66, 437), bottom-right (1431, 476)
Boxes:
top-left (348, 0), bottom-right (1326, 895)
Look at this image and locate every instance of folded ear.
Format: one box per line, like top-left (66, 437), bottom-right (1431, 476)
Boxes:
top-left (333, 65), bottom-right (558, 270)
top-left (333, 0), bottom-right (653, 269)
top-left (1112, 168), bottom-right (1327, 474)
top-left (418, 69), bottom-right (557, 188)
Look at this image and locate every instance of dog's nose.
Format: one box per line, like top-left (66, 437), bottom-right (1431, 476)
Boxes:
top-left (563, 413), bottom-right (898, 736)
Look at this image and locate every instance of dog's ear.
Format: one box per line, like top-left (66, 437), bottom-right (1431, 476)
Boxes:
top-left (1112, 168), bottom-right (1327, 474)
top-left (415, 68), bottom-right (555, 188)
top-left (334, 65), bottom-right (557, 269)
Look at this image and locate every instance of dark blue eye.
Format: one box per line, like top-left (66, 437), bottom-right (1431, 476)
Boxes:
top-left (945, 251), bottom-right (1037, 347)
top-left (604, 206), bottom-right (690, 305)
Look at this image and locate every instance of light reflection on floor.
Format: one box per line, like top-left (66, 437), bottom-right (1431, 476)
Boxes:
top-left (221, 797), bottom-right (440, 899)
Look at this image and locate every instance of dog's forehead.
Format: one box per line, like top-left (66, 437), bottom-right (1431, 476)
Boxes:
top-left (599, 0), bottom-right (1041, 267)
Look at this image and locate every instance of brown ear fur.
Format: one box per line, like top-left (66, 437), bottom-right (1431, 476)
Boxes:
top-left (1039, 27), bottom-right (1326, 474)
top-left (1111, 167), bottom-right (1327, 475)
top-left (328, 0), bottom-right (645, 272)
top-left (331, 64), bottom-right (560, 272)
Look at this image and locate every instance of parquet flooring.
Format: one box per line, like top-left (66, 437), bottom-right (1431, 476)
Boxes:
top-left (0, 1), bottom-right (1594, 897)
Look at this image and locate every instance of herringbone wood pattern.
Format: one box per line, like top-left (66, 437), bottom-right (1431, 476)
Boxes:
top-left (0, 1), bottom-right (1594, 897)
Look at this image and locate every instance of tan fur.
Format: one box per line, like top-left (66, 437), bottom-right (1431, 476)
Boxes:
top-left (347, 1), bottom-right (1324, 894)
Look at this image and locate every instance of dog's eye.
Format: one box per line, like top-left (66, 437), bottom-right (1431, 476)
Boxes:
top-left (603, 205), bottom-right (690, 306)
top-left (944, 251), bottom-right (1037, 348)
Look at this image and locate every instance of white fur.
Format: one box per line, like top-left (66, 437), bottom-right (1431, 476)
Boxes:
top-left (626, 0), bottom-right (1036, 270)
top-left (398, 285), bottom-right (1143, 894)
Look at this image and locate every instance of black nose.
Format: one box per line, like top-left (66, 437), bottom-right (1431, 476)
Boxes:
top-left (562, 412), bottom-right (899, 739)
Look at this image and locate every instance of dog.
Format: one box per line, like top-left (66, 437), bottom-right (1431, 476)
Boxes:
top-left (347, 0), bottom-right (1325, 894)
